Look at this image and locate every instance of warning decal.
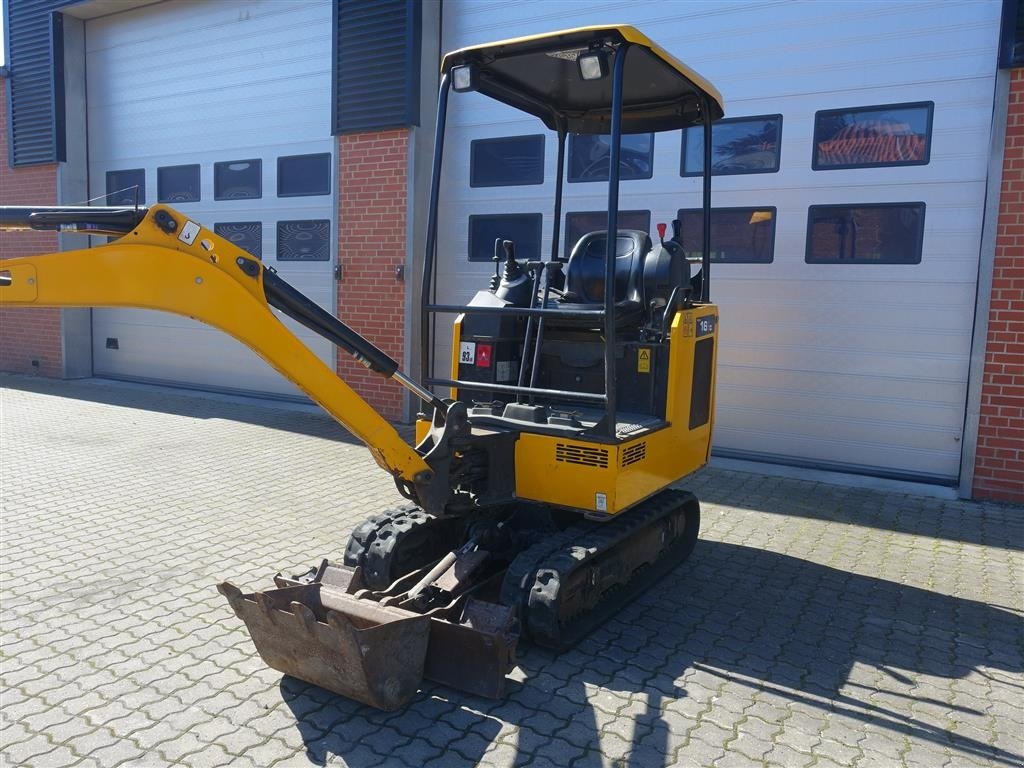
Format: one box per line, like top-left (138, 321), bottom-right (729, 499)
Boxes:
top-left (637, 347), bottom-right (651, 373)
top-left (475, 343), bottom-right (492, 368)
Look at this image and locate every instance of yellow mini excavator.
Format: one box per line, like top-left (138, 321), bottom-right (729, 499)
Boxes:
top-left (0, 26), bottom-right (723, 710)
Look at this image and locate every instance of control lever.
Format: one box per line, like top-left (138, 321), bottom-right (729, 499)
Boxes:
top-left (657, 222), bottom-right (667, 244)
top-left (490, 238), bottom-right (503, 291)
top-left (501, 240), bottom-right (522, 281)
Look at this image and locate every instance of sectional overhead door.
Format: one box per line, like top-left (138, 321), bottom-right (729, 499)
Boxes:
top-left (86, 0), bottom-right (335, 397)
top-left (438, 1), bottom-right (1003, 483)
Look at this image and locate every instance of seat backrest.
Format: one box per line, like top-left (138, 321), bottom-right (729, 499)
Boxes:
top-left (565, 230), bottom-right (650, 304)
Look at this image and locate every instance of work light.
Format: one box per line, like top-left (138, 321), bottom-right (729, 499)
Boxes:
top-left (578, 50), bottom-right (609, 81)
top-left (451, 64), bottom-right (477, 92)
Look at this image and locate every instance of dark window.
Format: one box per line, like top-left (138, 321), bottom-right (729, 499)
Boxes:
top-left (806, 203), bottom-right (925, 264)
top-left (470, 135), bottom-right (545, 187)
top-left (677, 207), bottom-right (777, 263)
top-left (468, 214), bottom-right (543, 262)
top-left (277, 220), bottom-right (331, 261)
top-left (813, 102), bottom-right (933, 170)
top-left (214, 222), bottom-right (263, 260)
top-left (277, 153), bottom-right (332, 197)
top-left (106, 169), bottom-right (145, 205)
top-left (157, 164), bottom-right (201, 203)
top-left (999, 0), bottom-right (1024, 68)
top-left (215, 159), bottom-right (262, 200)
top-left (568, 134), bottom-right (654, 182)
top-left (564, 211), bottom-right (651, 258)
top-left (681, 115), bottom-right (782, 176)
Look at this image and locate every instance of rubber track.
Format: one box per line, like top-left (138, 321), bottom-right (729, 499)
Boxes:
top-left (525, 489), bottom-right (698, 650)
top-left (343, 505), bottom-right (441, 590)
top-left (499, 523), bottom-right (590, 613)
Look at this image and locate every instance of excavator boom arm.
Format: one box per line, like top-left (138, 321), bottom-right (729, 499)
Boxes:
top-left (0, 204), bottom-right (436, 495)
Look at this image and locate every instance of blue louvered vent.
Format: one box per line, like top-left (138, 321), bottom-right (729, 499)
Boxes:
top-left (334, 0), bottom-right (421, 134)
top-left (5, 0), bottom-right (74, 166)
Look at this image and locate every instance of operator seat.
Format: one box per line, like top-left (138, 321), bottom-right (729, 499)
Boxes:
top-left (556, 230), bottom-right (650, 328)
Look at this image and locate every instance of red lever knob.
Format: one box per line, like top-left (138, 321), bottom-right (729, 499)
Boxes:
top-left (657, 222), bottom-right (667, 242)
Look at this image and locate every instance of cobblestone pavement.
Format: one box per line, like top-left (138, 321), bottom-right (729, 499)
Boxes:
top-left (1, 374), bottom-right (1022, 768)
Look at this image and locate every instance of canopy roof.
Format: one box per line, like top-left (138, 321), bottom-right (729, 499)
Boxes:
top-left (440, 25), bottom-right (724, 135)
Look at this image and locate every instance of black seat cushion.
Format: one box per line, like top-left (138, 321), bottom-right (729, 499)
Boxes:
top-left (563, 229), bottom-right (649, 305)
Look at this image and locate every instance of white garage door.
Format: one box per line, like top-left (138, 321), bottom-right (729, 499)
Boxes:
top-left (86, 0), bottom-right (335, 397)
top-left (439, 1), bottom-right (1002, 483)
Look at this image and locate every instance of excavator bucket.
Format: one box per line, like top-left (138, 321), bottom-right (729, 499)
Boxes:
top-left (218, 581), bottom-right (431, 711)
top-left (218, 561), bottom-right (518, 709)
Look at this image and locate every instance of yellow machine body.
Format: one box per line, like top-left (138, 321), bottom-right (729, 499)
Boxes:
top-left (512, 306), bottom-right (718, 516)
top-left (423, 305), bottom-right (719, 517)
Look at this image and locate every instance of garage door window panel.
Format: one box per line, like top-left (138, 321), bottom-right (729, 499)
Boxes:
top-left (564, 211), bottom-right (651, 258)
top-left (677, 207), bottom-right (777, 263)
top-left (568, 134), bottom-right (653, 183)
top-left (215, 160), bottom-right (262, 200)
top-left (277, 153), bottom-right (332, 197)
top-left (470, 135), bottom-right (545, 187)
top-left (106, 169), bottom-right (145, 205)
top-left (277, 220), bottom-right (331, 261)
top-left (215, 222), bottom-right (262, 260)
top-left (813, 102), bottom-right (933, 170)
top-left (681, 115), bottom-right (782, 176)
top-left (468, 214), bottom-right (543, 262)
top-left (157, 164), bottom-right (201, 203)
top-left (806, 203), bottom-right (925, 264)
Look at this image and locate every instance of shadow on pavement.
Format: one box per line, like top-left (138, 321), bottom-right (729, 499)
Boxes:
top-left (0, 373), bottom-right (366, 444)
top-left (279, 539), bottom-right (1024, 767)
top-left (692, 467), bottom-right (1024, 551)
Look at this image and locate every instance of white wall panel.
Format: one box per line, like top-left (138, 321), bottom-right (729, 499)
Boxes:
top-left (438, 0), bottom-right (1003, 482)
top-left (87, 0), bottom-right (335, 397)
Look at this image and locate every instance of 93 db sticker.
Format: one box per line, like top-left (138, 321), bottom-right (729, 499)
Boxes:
top-left (459, 341), bottom-right (476, 365)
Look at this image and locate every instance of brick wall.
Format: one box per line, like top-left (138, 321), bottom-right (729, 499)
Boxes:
top-left (337, 129), bottom-right (409, 421)
top-left (973, 69), bottom-right (1024, 503)
top-left (0, 82), bottom-right (63, 377)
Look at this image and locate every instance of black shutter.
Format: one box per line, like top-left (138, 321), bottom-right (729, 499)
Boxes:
top-left (5, 0), bottom-right (71, 167)
top-left (333, 0), bottom-right (422, 134)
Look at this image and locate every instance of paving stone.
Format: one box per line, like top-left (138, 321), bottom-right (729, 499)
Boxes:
top-left (2, 376), bottom-right (1022, 768)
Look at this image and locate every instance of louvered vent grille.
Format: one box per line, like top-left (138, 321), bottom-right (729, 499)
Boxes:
top-left (555, 443), bottom-right (609, 468)
top-left (335, 0), bottom-right (421, 134)
top-left (621, 442), bottom-right (647, 467)
top-left (6, 0), bottom-right (71, 166)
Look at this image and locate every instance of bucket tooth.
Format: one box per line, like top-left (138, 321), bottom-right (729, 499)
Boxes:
top-left (218, 581), bottom-right (431, 711)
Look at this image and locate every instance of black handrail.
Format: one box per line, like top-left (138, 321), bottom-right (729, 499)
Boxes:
top-left (420, 74), bottom-right (451, 388)
top-left (426, 303), bottom-right (605, 320)
top-left (427, 377), bottom-right (606, 404)
top-left (701, 93), bottom-right (713, 302)
top-left (603, 43), bottom-right (629, 437)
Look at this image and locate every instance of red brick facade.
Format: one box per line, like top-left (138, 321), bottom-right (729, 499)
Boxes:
top-left (336, 129), bottom-right (409, 421)
top-left (973, 70), bottom-right (1024, 503)
top-left (0, 86), bottom-right (63, 377)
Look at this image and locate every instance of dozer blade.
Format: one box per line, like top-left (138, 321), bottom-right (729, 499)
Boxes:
top-left (218, 581), bottom-right (430, 711)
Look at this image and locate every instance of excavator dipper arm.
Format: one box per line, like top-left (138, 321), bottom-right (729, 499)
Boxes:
top-left (0, 204), bottom-right (454, 511)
